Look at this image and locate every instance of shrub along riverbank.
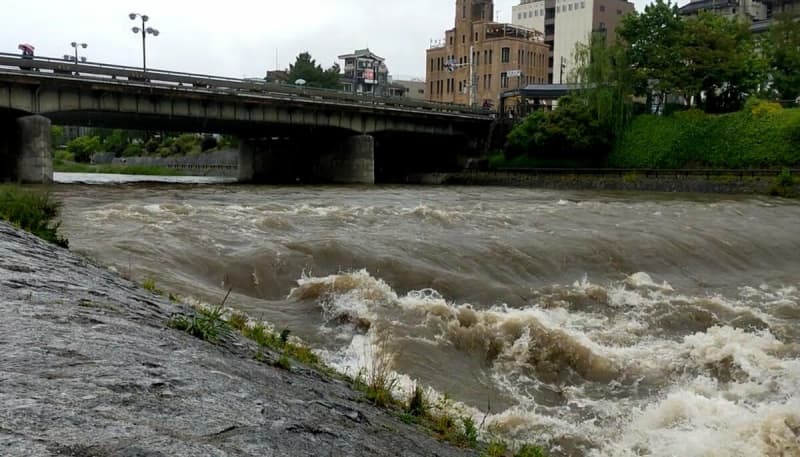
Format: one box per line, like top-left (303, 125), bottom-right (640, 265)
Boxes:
top-left (609, 106), bottom-right (800, 169)
top-left (0, 185), bottom-right (68, 247)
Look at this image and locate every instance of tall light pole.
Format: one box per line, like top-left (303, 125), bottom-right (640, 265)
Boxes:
top-left (67, 42), bottom-right (88, 65)
top-left (129, 12), bottom-right (159, 72)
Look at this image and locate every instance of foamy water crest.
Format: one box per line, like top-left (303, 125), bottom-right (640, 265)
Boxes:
top-left (287, 269), bottom-right (800, 456)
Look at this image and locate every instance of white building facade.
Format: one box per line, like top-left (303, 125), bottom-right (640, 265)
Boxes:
top-left (513, 0), bottom-right (634, 84)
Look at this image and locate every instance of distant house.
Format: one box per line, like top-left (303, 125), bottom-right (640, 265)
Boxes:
top-left (338, 49), bottom-right (389, 95)
top-left (390, 79), bottom-right (427, 100)
top-left (266, 70), bottom-right (289, 84)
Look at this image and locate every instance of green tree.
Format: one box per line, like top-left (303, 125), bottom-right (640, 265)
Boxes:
top-left (679, 12), bottom-right (764, 113)
top-left (617, 0), bottom-right (685, 107)
top-left (287, 52), bottom-right (341, 89)
top-left (508, 96), bottom-right (612, 160)
top-left (50, 126), bottom-right (66, 148)
top-left (573, 32), bottom-right (634, 139)
top-left (762, 13), bottom-right (800, 101)
top-left (103, 129), bottom-right (130, 156)
top-left (66, 136), bottom-right (102, 163)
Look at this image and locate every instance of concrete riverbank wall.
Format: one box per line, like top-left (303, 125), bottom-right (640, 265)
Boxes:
top-left (101, 150), bottom-right (239, 177)
top-left (408, 170), bottom-right (800, 196)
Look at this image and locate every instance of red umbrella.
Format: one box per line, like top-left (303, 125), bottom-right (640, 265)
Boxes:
top-left (18, 43), bottom-right (35, 53)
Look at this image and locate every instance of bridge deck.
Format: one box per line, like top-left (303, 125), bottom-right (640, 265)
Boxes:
top-left (0, 53), bottom-right (491, 120)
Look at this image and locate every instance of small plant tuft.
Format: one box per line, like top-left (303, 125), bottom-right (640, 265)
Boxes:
top-left (514, 444), bottom-right (547, 457)
top-left (142, 278), bottom-right (163, 295)
top-left (276, 354), bottom-right (291, 370)
top-left (228, 312), bottom-right (249, 332)
top-left (406, 384), bottom-right (428, 418)
top-left (482, 440), bottom-right (508, 457)
top-left (167, 306), bottom-right (229, 343)
top-left (462, 416), bottom-right (479, 449)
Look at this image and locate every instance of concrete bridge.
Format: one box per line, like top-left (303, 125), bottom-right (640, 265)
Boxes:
top-left (0, 53), bottom-right (493, 184)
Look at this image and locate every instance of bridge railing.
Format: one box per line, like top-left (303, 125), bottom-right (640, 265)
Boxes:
top-left (0, 53), bottom-right (491, 117)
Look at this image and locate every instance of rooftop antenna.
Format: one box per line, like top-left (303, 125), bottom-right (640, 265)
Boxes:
top-left (496, 9), bottom-right (502, 22)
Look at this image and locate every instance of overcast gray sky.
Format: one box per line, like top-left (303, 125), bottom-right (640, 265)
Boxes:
top-left (2, 0), bottom-right (663, 80)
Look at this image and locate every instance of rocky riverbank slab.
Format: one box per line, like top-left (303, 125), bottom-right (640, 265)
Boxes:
top-left (0, 222), bottom-right (475, 457)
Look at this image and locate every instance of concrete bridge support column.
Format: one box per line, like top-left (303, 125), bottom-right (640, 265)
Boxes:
top-left (1, 115), bottom-right (52, 184)
top-left (238, 137), bottom-right (304, 184)
top-left (237, 139), bottom-right (256, 182)
top-left (317, 134), bottom-right (375, 184)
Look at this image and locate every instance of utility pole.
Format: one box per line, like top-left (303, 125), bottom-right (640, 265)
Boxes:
top-left (469, 45), bottom-right (475, 107)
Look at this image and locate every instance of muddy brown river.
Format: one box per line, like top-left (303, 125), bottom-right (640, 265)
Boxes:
top-left (53, 173), bottom-right (800, 456)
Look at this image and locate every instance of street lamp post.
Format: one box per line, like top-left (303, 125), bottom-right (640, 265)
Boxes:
top-left (129, 12), bottom-right (159, 72)
top-left (68, 42), bottom-right (88, 65)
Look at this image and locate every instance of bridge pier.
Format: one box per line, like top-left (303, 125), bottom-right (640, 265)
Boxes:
top-left (317, 135), bottom-right (375, 185)
top-left (238, 133), bottom-right (374, 185)
top-left (0, 115), bottom-right (53, 184)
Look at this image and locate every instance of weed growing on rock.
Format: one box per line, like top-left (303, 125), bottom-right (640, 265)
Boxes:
top-left (482, 440), bottom-right (508, 457)
top-left (514, 444), bottom-right (547, 457)
top-left (478, 439), bottom-right (549, 457)
top-left (142, 278), bottom-right (163, 295)
top-left (406, 384), bottom-right (428, 418)
top-left (276, 354), bottom-right (291, 370)
top-left (462, 417), bottom-right (479, 449)
top-left (353, 339), bottom-right (400, 409)
top-left (168, 306), bottom-right (229, 343)
top-left (227, 312), bottom-right (249, 332)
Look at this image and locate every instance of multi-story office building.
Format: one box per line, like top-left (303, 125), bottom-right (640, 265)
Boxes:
top-left (679, 0), bottom-right (799, 33)
top-left (512, 0), bottom-right (634, 84)
top-left (426, 0), bottom-right (550, 109)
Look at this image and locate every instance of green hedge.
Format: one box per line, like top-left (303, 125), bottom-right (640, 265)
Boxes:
top-left (610, 107), bottom-right (800, 168)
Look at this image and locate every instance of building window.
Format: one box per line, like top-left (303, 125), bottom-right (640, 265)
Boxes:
top-left (462, 34), bottom-right (466, 44)
top-left (518, 13), bottom-right (523, 19)
top-left (463, 4), bottom-right (467, 18)
top-left (449, 36), bottom-right (453, 45)
top-left (617, 9), bottom-right (622, 14)
top-left (488, 74), bottom-right (492, 89)
top-left (475, 32), bottom-right (478, 41)
top-left (599, 5), bottom-right (605, 11)
top-left (599, 21), bottom-right (606, 30)
top-left (581, 2), bottom-right (585, 8)
top-left (500, 72), bottom-right (509, 88)
top-left (556, 6), bottom-right (560, 12)
top-left (501, 47), bottom-right (510, 63)
top-left (489, 49), bottom-right (493, 64)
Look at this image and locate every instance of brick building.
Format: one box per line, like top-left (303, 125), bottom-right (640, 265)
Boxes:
top-left (426, 0), bottom-right (550, 109)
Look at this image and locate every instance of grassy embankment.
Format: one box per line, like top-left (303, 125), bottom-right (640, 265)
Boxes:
top-left (609, 107), bottom-right (800, 169)
top-left (0, 185), bottom-right (68, 247)
top-left (54, 161), bottom-right (187, 176)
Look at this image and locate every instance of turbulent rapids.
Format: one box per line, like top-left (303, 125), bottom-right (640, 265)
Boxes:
top-left (54, 182), bottom-right (800, 456)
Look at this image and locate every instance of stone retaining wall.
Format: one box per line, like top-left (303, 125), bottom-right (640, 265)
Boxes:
top-left (109, 149), bottom-right (239, 177)
top-left (407, 171), bottom-right (800, 196)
